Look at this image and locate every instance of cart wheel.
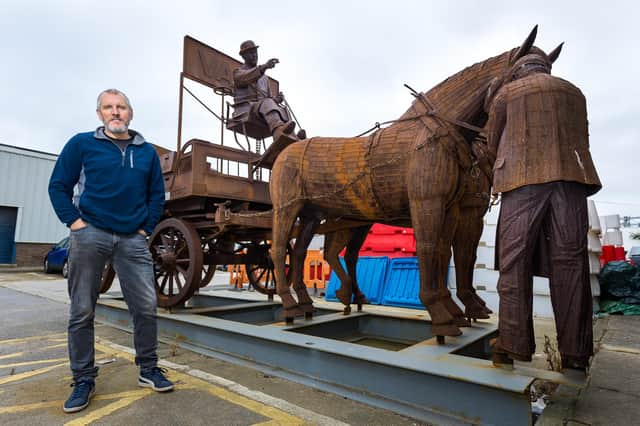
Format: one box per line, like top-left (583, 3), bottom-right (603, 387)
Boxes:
top-left (99, 262), bottom-right (116, 293)
top-left (149, 218), bottom-right (203, 308)
top-left (245, 240), bottom-right (291, 298)
top-left (199, 241), bottom-right (216, 288)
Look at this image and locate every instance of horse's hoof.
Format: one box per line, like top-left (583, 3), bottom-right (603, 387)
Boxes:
top-left (431, 323), bottom-right (462, 337)
top-left (464, 309), bottom-right (490, 320)
top-left (304, 312), bottom-right (313, 320)
top-left (280, 306), bottom-right (304, 321)
top-left (343, 305), bottom-right (352, 315)
top-left (353, 292), bottom-right (370, 304)
top-left (356, 303), bottom-right (363, 312)
top-left (299, 303), bottom-right (315, 314)
top-left (453, 316), bottom-right (472, 327)
top-left (335, 288), bottom-right (353, 306)
top-left (436, 335), bottom-right (446, 344)
top-left (285, 317), bottom-right (294, 325)
top-left (471, 294), bottom-right (492, 313)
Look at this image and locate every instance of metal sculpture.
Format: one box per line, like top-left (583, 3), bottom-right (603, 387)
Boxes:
top-left (270, 27), bottom-right (550, 337)
top-left (485, 43), bottom-right (601, 369)
top-left (232, 40), bottom-right (305, 168)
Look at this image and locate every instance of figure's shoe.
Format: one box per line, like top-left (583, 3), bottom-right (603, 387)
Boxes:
top-left (490, 338), bottom-right (532, 367)
top-left (254, 122), bottom-right (298, 169)
top-left (139, 367), bottom-right (174, 392)
top-left (273, 121), bottom-right (296, 141)
top-left (296, 129), bottom-right (307, 139)
top-left (63, 379), bottom-right (95, 413)
top-left (561, 356), bottom-right (589, 373)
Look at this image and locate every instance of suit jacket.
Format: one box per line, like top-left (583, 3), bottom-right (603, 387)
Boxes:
top-left (233, 64), bottom-right (272, 104)
top-left (486, 73), bottom-right (601, 196)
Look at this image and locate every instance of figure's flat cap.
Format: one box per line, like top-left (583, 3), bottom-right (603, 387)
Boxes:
top-left (239, 40), bottom-right (259, 55)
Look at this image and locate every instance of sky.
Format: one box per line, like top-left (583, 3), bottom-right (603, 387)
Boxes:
top-left (1, 0), bottom-right (638, 218)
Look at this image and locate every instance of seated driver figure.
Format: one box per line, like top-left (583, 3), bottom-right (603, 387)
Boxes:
top-left (232, 40), bottom-right (304, 144)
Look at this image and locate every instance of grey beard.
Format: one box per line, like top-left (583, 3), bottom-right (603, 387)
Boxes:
top-left (106, 122), bottom-right (129, 134)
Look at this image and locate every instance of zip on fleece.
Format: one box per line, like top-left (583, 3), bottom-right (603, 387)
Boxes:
top-left (107, 140), bottom-right (132, 168)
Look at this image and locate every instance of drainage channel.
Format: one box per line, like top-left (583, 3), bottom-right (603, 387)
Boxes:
top-left (96, 292), bottom-right (539, 425)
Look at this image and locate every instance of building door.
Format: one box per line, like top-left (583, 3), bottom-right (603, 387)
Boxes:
top-left (0, 206), bottom-right (18, 264)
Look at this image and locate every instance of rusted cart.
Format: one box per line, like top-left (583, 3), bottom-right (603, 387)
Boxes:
top-left (100, 36), bottom-right (292, 307)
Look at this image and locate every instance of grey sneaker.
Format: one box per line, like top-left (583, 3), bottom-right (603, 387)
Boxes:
top-left (63, 380), bottom-right (95, 413)
top-left (138, 367), bottom-right (174, 392)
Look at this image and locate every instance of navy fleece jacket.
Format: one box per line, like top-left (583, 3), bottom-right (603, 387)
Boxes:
top-left (48, 127), bottom-right (165, 235)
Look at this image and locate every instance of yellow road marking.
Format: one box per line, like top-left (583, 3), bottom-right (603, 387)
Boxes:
top-left (64, 396), bottom-right (144, 426)
top-left (94, 342), bottom-right (304, 424)
top-left (42, 343), bottom-right (67, 350)
top-left (0, 357), bottom-right (68, 369)
top-left (0, 333), bottom-right (65, 345)
top-left (0, 388), bottom-right (197, 415)
top-left (1, 339), bottom-right (304, 424)
top-left (0, 363), bottom-right (67, 385)
top-left (0, 352), bottom-right (24, 360)
top-left (253, 420), bottom-right (305, 426)
top-left (179, 374), bottom-right (304, 425)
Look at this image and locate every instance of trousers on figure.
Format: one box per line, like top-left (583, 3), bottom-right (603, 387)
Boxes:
top-left (67, 223), bottom-right (158, 382)
top-left (495, 181), bottom-right (593, 364)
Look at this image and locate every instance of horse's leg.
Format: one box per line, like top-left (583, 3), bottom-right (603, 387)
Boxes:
top-left (290, 216), bottom-right (320, 319)
top-left (410, 197), bottom-right (462, 338)
top-left (436, 203), bottom-right (471, 327)
top-left (454, 206), bottom-right (492, 320)
top-left (324, 229), bottom-right (355, 313)
top-left (272, 202), bottom-right (304, 323)
top-left (344, 225), bottom-right (372, 312)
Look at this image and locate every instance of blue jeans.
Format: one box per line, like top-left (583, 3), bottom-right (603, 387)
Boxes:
top-left (67, 223), bottom-right (158, 382)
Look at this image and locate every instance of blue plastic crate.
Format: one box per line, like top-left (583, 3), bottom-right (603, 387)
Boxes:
top-left (379, 258), bottom-right (451, 309)
top-left (380, 257), bottom-right (423, 309)
top-left (325, 256), bottom-right (390, 305)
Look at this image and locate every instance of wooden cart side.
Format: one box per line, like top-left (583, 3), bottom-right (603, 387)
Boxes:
top-left (156, 139), bottom-right (272, 206)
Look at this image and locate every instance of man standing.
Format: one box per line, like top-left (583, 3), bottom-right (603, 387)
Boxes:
top-left (486, 49), bottom-right (602, 371)
top-left (49, 89), bottom-right (173, 413)
top-left (233, 40), bottom-right (304, 145)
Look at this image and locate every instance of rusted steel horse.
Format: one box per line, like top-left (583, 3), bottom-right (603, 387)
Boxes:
top-left (270, 27), bottom-right (556, 337)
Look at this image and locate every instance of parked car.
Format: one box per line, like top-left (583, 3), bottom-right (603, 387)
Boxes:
top-left (44, 237), bottom-right (69, 278)
top-left (629, 246), bottom-right (640, 266)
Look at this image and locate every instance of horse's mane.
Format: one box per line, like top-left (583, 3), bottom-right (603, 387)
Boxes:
top-left (399, 48), bottom-right (516, 129)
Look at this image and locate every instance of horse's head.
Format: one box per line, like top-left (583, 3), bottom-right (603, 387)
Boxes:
top-left (485, 27), bottom-right (564, 111)
top-left (412, 26), bottom-right (564, 142)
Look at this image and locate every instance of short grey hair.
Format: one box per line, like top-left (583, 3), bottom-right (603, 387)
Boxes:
top-left (96, 88), bottom-right (133, 110)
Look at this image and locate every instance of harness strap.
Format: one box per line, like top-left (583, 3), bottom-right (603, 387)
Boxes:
top-left (363, 130), bottom-right (389, 217)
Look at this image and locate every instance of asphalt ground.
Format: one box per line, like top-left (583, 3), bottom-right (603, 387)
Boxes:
top-left (0, 272), bottom-right (425, 426)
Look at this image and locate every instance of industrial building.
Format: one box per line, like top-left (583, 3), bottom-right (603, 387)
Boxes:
top-left (0, 143), bottom-right (68, 266)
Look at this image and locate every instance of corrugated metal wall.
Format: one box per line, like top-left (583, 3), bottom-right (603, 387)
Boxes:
top-left (0, 145), bottom-right (68, 243)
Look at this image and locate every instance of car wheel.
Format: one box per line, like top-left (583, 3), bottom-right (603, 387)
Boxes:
top-left (44, 258), bottom-right (53, 274)
top-left (62, 261), bottom-right (69, 278)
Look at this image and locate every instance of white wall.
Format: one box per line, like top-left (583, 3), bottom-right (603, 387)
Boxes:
top-left (0, 144), bottom-right (68, 243)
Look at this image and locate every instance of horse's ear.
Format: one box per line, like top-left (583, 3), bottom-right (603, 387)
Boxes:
top-left (511, 25), bottom-right (538, 64)
top-left (548, 42), bottom-right (564, 63)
